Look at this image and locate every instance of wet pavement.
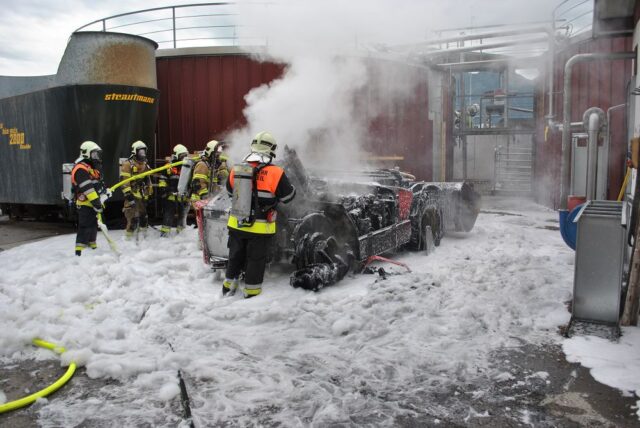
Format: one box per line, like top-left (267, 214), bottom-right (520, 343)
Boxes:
top-left (0, 219), bottom-right (638, 427)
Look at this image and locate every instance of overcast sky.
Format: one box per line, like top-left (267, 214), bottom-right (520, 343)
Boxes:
top-left (0, 0), bottom-right (200, 76)
top-left (0, 0), bottom-right (565, 77)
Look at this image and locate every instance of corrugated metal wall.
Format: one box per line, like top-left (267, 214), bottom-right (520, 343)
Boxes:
top-left (535, 36), bottom-right (633, 207)
top-left (156, 55), bottom-right (433, 179)
top-left (364, 61), bottom-right (433, 180)
top-left (156, 55), bottom-right (284, 158)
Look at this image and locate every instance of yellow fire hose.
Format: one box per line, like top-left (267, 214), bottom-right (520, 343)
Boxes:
top-left (0, 339), bottom-right (77, 414)
top-left (617, 167), bottom-right (632, 202)
top-left (94, 159), bottom-right (193, 254)
top-left (108, 159), bottom-right (187, 193)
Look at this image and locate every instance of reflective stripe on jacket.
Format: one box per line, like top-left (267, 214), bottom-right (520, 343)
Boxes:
top-left (120, 159), bottom-right (153, 200)
top-left (71, 162), bottom-right (102, 209)
top-left (226, 163), bottom-right (295, 235)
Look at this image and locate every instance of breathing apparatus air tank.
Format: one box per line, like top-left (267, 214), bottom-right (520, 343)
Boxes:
top-left (61, 163), bottom-right (74, 201)
top-left (231, 163), bottom-right (254, 226)
top-left (176, 158), bottom-right (195, 198)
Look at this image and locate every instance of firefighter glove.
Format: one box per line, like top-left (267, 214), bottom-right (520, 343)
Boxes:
top-left (99, 192), bottom-right (110, 206)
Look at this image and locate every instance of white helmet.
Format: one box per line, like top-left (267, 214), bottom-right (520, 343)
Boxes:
top-left (204, 140), bottom-right (223, 159)
top-left (250, 131), bottom-right (277, 158)
top-left (131, 140), bottom-right (147, 161)
top-left (172, 144), bottom-right (188, 160)
top-left (79, 141), bottom-right (102, 163)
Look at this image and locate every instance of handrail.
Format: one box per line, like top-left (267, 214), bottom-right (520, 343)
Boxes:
top-left (74, 3), bottom-right (247, 49)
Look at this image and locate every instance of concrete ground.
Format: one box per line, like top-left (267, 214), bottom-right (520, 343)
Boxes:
top-left (0, 215), bottom-right (74, 251)
top-left (0, 218), bottom-right (638, 427)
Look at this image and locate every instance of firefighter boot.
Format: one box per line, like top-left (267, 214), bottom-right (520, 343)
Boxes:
top-left (222, 279), bottom-right (238, 296)
top-left (243, 286), bottom-right (262, 299)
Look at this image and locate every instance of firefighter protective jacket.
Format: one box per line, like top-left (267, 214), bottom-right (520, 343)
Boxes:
top-left (225, 163), bottom-right (296, 234)
top-left (158, 162), bottom-right (187, 202)
top-left (120, 158), bottom-right (153, 200)
top-left (71, 161), bottom-right (104, 211)
top-left (192, 157), bottom-right (229, 200)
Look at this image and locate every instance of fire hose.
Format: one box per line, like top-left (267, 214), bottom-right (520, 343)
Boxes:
top-left (95, 159), bottom-right (191, 254)
top-left (0, 339), bottom-right (76, 414)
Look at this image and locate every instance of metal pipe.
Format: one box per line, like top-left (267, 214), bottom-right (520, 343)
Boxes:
top-left (546, 31), bottom-right (555, 122)
top-left (504, 68), bottom-right (509, 128)
top-left (559, 52), bottom-right (634, 209)
top-left (435, 19), bottom-right (563, 34)
top-left (421, 26), bottom-right (552, 47)
top-left (586, 112), bottom-right (601, 200)
top-left (172, 7), bottom-right (176, 49)
top-left (436, 56), bottom-right (541, 69)
top-left (423, 35), bottom-right (549, 57)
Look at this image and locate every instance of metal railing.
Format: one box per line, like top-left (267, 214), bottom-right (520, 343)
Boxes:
top-left (418, 0), bottom-right (593, 59)
top-left (75, 3), bottom-right (267, 49)
top-left (553, 0), bottom-right (594, 39)
top-left (454, 93), bottom-right (536, 131)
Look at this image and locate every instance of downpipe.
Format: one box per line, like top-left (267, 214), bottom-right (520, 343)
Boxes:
top-left (558, 108), bottom-right (605, 250)
top-left (585, 108), bottom-right (605, 201)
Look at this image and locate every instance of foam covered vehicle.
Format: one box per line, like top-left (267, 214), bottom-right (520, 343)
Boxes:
top-left (196, 147), bottom-right (480, 291)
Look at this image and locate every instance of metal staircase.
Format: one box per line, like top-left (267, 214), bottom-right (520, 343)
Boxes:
top-left (493, 143), bottom-right (533, 195)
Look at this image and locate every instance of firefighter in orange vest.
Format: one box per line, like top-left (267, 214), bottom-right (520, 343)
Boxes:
top-left (71, 141), bottom-right (109, 256)
top-left (223, 132), bottom-right (296, 298)
top-left (120, 140), bottom-right (154, 239)
top-left (158, 144), bottom-right (191, 236)
top-left (191, 140), bottom-right (229, 203)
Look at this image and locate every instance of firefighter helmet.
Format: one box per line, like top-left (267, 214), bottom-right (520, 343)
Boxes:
top-left (131, 140), bottom-right (147, 161)
top-left (250, 131), bottom-right (277, 158)
top-left (172, 144), bottom-right (189, 160)
top-left (79, 141), bottom-right (102, 162)
top-left (204, 140), bottom-right (223, 159)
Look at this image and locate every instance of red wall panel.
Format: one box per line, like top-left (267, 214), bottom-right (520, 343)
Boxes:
top-left (155, 55), bottom-right (285, 159)
top-left (156, 54), bottom-right (433, 179)
top-left (535, 36), bottom-right (633, 207)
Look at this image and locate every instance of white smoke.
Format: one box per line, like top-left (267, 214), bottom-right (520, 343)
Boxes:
top-left (227, 0), bottom-right (560, 169)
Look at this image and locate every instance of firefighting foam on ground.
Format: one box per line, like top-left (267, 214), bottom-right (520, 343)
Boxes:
top-left (0, 196), bottom-right (629, 427)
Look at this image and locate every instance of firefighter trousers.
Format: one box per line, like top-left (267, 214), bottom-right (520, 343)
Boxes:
top-left (76, 206), bottom-right (98, 249)
top-left (162, 198), bottom-right (189, 231)
top-left (226, 230), bottom-right (272, 286)
top-left (123, 198), bottom-right (148, 234)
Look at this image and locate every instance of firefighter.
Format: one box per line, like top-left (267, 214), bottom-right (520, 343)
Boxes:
top-left (223, 132), bottom-right (296, 298)
top-left (158, 144), bottom-right (191, 237)
top-left (71, 141), bottom-right (109, 256)
top-left (120, 140), bottom-right (153, 239)
top-left (190, 140), bottom-right (229, 203)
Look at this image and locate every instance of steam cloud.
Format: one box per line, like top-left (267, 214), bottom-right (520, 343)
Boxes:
top-left (228, 0), bottom-right (559, 171)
